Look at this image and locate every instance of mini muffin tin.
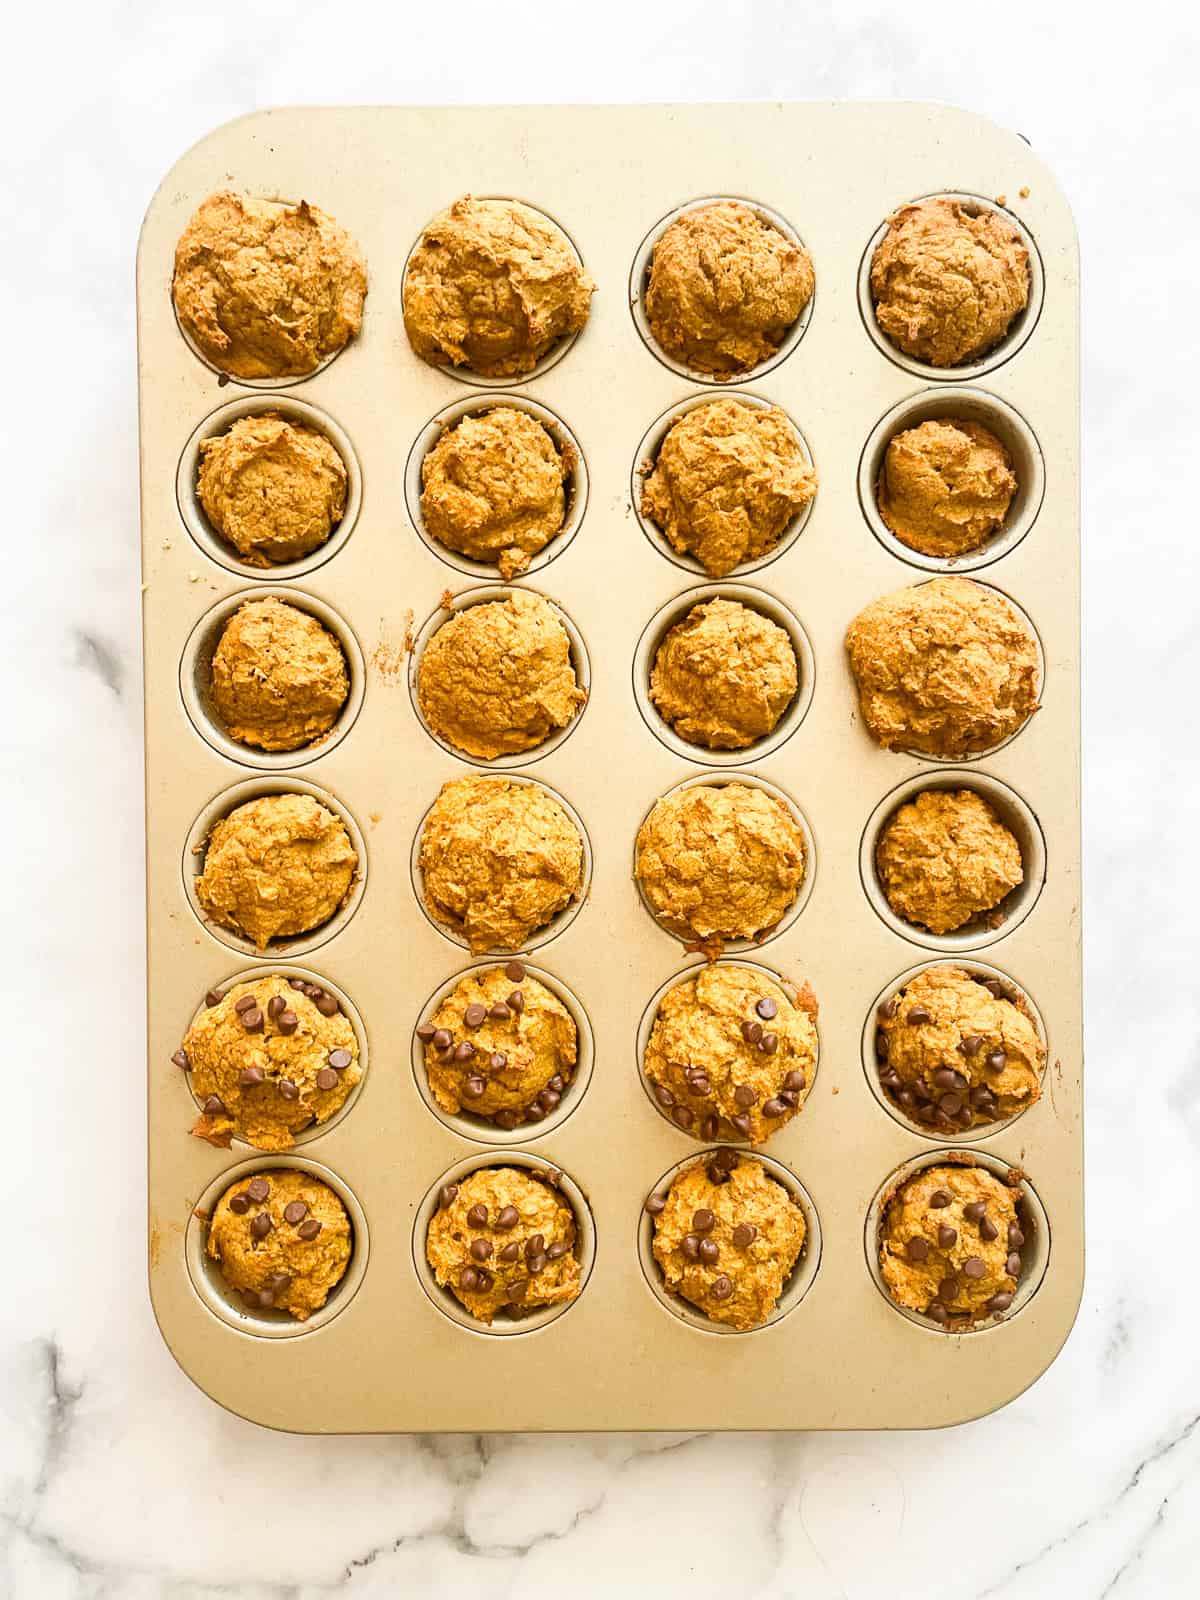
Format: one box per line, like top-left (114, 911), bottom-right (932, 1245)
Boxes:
top-left (139, 103), bottom-right (1081, 1431)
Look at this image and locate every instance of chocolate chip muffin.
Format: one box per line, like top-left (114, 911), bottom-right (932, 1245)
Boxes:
top-left (875, 788), bottom-right (1024, 936)
top-left (173, 191), bottom-right (367, 379)
top-left (646, 1151), bottom-right (807, 1331)
top-left (649, 598), bottom-right (798, 751)
top-left (879, 1161), bottom-right (1026, 1325)
top-left (420, 407), bottom-right (571, 578)
top-left (418, 776), bottom-right (584, 952)
top-left (209, 597), bottom-right (349, 753)
top-left (195, 793), bottom-right (358, 950)
top-left (197, 412), bottom-right (349, 567)
top-left (403, 197), bottom-right (595, 378)
top-left (635, 782), bottom-right (806, 951)
top-left (206, 1169), bottom-right (352, 1320)
top-left (644, 964), bottom-right (817, 1144)
top-left (877, 418), bottom-right (1018, 559)
top-left (640, 398), bottom-right (817, 577)
top-left (179, 976), bottom-right (360, 1151)
top-left (416, 590), bottom-right (585, 760)
top-left (419, 960), bottom-right (577, 1129)
top-left (874, 966), bottom-right (1043, 1132)
top-left (644, 200), bottom-right (815, 375)
top-left (425, 1166), bottom-right (581, 1323)
top-left (844, 577), bottom-right (1040, 757)
top-left (870, 198), bottom-right (1030, 368)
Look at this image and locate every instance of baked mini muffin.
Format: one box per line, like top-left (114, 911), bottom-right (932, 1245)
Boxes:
top-left (644, 964), bottom-right (817, 1144)
top-left (870, 198), bottom-right (1030, 368)
top-left (878, 418), bottom-right (1017, 559)
top-left (173, 191), bottom-right (367, 379)
top-left (197, 412), bottom-right (348, 567)
top-left (419, 960), bottom-right (577, 1129)
top-left (210, 597), bottom-right (349, 753)
top-left (844, 577), bottom-right (1040, 757)
top-left (403, 197), bottom-right (595, 378)
top-left (418, 776), bottom-right (584, 952)
top-left (195, 794), bottom-right (357, 950)
top-left (180, 975), bottom-right (360, 1151)
top-left (417, 591), bottom-right (584, 760)
top-left (647, 1151), bottom-right (807, 1331)
top-left (650, 598), bottom-right (798, 751)
top-left (644, 200), bottom-right (815, 375)
top-left (879, 1161), bottom-right (1026, 1325)
top-left (425, 1166), bottom-right (581, 1323)
top-left (874, 966), bottom-right (1043, 1132)
top-left (420, 407), bottom-right (570, 578)
top-left (640, 398), bottom-right (817, 577)
top-left (876, 788), bottom-right (1024, 936)
top-left (206, 1168), bottom-right (352, 1320)
top-left (635, 783), bottom-right (806, 950)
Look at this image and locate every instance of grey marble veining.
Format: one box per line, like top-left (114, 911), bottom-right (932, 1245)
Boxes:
top-left (4, 0), bottom-right (1200, 1595)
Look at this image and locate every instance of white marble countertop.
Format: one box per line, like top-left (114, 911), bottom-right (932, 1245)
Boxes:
top-left (5, 1), bottom-right (1199, 1594)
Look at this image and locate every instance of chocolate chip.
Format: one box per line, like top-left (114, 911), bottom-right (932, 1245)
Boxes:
top-left (714, 1146), bottom-right (739, 1170)
top-left (250, 1213), bottom-right (272, 1240)
top-left (278, 1078), bottom-right (299, 1101)
top-left (267, 995), bottom-right (286, 1020)
top-left (778, 1090), bottom-right (798, 1109)
top-left (700, 1114), bottom-right (719, 1141)
top-left (879, 994), bottom-right (900, 1020)
top-left (304, 985), bottom-right (323, 1001)
top-left (316, 1067), bottom-right (338, 1090)
top-left (985, 1050), bottom-right (1006, 1072)
top-left (470, 1238), bottom-right (492, 1261)
top-left (475, 1269), bottom-right (493, 1292)
top-left (499, 1241), bottom-right (520, 1262)
top-left (464, 1004), bottom-right (487, 1028)
top-left (711, 1275), bottom-right (733, 1300)
top-left (644, 1193), bottom-right (666, 1215)
top-left (1006, 1252), bottom-right (1022, 1277)
top-left (298, 1218), bottom-right (322, 1240)
top-left (234, 994), bottom-right (257, 1014)
top-left (732, 1223), bottom-right (757, 1248)
top-left (229, 1193), bottom-right (250, 1214)
top-left (681, 1234), bottom-right (701, 1261)
top-left (202, 1094), bottom-right (225, 1115)
top-left (280, 1009), bottom-right (302, 1038)
top-left (958, 1035), bottom-right (983, 1056)
top-left (524, 1100), bottom-right (546, 1121)
top-left (756, 996), bottom-right (778, 1020)
top-left (733, 1084), bottom-right (756, 1107)
top-left (963, 1201), bottom-right (987, 1222)
top-left (741, 1019), bottom-right (763, 1045)
top-left (653, 1082), bottom-right (675, 1108)
top-left (265, 1271), bottom-right (291, 1295)
top-left (731, 1113), bottom-right (752, 1137)
top-left (783, 1070), bottom-right (805, 1092)
top-left (489, 1002), bottom-right (510, 1021)
top-left (979, 1216), bottom-right (999, 1242)
top-left (699, 1238), bottom-right (720, 1264)
top-left (505, 961), bottom-right (526, 982)
top-left (927, 1301), bottom-right (949, 1323)
top-left (495, 1206), bottom-right (519, 1229)
top-left (987, 1291), bottom-right (1014, 1312)
top-left (493, 1109), bottom-right (520, 1130)
top-left (706, 1161), bottom-right (730, 1183)
top-left (467, 1204), bottom-right (488, 1227)
top-left (905, 1236), bottom-right (930, 1262)
top-left (247, 1177), bottom-right (269, 1202)
top-left (288, 978), bottom-right (307, 991)
top-left (171, 1049), bottom-right (189, 1070)
top-left (937, 1225), bottom-right (958, 1249)
top-left (963, 1257), bottom-right (986, 1279)
top-left (316, 993), bottom-right (339, 1017)
top-left (688, 1073), bottom-right (711, 1096)
top-left (459, 1265), bottom-right (480, 1291)
top-left (762, 1097), bottom-right (787, 1118)
top-left (283, 1200), bottom-right (308, 1224)
top-left (454, 1041), bottom-right (475, 1062)
top-left (432, 1029), bottom-right (453, 1052)
top-left (982, 979), bottom-right (1005, 998)
top-left (438, 1184), bottom-right (458, 1209)
top-left (205, 989), bottom-right (223, 1007)
top-left (1008, 1223), bottom-right (1025, 1249)
top-left (416, 1023), bottom-right (437, 1042)
top-left (507, 989), bottom-right (525, 1013)
top-left (875, 1032), bottom-right (889, 1062)
top-left (547, 1241), bottom-right (568, 1260)
top-left (692, 1208), bottom-right (715, 1233)
top-left (760, 1033), bottom-right (778, 1055)
top-left (525, 1233), bottom-right (545, 1259)
top-left (907, 1006), bottom-right (931, 1025)
top-left (238, 1066), bottom-right (265, 1088)
top-left (933, 1068), bottom-right (965, 1090)
top-left (240, 1007), bottom-right (264, 1033)
top-left (672, 1105), bottom-right (694, 1130)
top-left (939, 1093), bottom-right (963, 1116)
top-left (463, 1075), bottom-right (486, 1099)
top-left (939, 1276), bottom-right (958, 1301)
top-left (329, 1049), bottom-right (352, 1071)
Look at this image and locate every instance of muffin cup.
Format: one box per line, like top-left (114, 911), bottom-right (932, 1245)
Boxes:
top-left (861, 959), bottom-right (1048, 1143)
top-left (637, 1147), bottom-right (821, 1335)
top-left (858, 387), bottom-right (1046, 574)
top-left (178, 586), bottom-right (366, 771)
top-left (176, 394), bottom-right (362, 581)
top-left (185, 1153), bottom-right (369, 1340)
top-left (635, 957), bottom-right (820, 1143)
top-left (412, 1152), bottom-right (596, 1336)
top-left (179, 963), bottom-right (369, 1149)
top-left (631, 392), bottom-right (816, 579)
top-left (404, 392), bottom-right (588, 579)
top-left (633, 770), bottom-right (817, 953)
top-left (401, 197), bottom-right (591, 387)
top-left (410, 773), bottom-right (593, 955)
top-left (183, 775), bottom-right (368, 960)
top-left (860, 769), bottom-right (1047, 952)
top-left (408, 584), bottom-right (591, 769)
top-left (632, 582), bottom-right (816, 766)
top-left (864, 1148), bottom-right (1050, 1333)
top-left (628, 195), bottom-right (815, 384)
top-left (857, 192), bottom-right (1045, 382)
top-left (411, 959), bottom-right (594, 1145)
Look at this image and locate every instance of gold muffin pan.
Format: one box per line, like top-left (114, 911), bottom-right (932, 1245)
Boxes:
top-left (139, 103), bottom-right (1080, 1431)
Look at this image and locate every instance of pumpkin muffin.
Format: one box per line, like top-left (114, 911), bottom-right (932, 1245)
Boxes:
top-left (875, 788), bottom-right (1024, 936)
top-left (207, 1169), bottom-right (353, 1320)
top-left (649, 597), bottom-right (798, 750)
top-left (197, 413), bottom-right (348, 567)
top-left (878, 418), bottom-right (1017, 559)
top-left (209, 597), bottom-right (349, 753)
